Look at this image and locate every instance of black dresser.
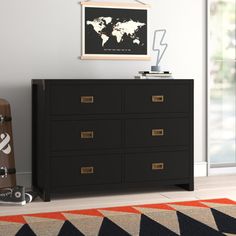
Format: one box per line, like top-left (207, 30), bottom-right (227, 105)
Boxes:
top-left (32, 79), bottom-right (194, 201)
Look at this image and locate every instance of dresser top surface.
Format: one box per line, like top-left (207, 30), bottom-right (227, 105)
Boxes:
top-left (32, 79), bottom-right (193, 85)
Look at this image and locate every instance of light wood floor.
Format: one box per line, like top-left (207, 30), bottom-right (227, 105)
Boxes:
top-left (1, 175), bottom-right (236, 216)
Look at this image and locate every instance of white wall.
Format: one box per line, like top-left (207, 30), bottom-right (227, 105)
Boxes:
top-left (0, 0), bottom-right (206, 187)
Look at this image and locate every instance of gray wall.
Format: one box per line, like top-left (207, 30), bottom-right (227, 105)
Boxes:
top-left (0, 0), bottom-right (206, 186)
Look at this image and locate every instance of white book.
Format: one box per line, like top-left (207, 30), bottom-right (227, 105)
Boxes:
top-left (139, 71), bottom-right (171, 74)
top-left (144, 73), bottom-right (172, 77)
top-left (134, 75), bottom-right (174, 79)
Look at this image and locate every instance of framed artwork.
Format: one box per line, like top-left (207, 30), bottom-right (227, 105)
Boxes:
top-left (81, 2), bottom-right (150, 60)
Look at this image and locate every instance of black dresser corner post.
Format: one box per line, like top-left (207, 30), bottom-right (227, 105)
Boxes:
top-left (32, 79), bottom-right (51, 201)
top-left (32, 80), bottom-right (37, 192)
top-left (43, 79), bottom-right (51, 201)
top-left (32, 79), bottom-right (194, 201)
top-left (176, 79), bottom-right (194, 191)
top-left (189, 79), bottom-right (194, 191)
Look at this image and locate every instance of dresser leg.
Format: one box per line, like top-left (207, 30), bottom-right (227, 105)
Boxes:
top-left (177, 183), bottom-right (194, 191)
top-left (41, 190), bottom-right (51, 202)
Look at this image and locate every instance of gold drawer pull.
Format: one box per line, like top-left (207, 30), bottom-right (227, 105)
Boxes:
top-left (81, 96), bottom-right (94, 103)
top-left (81, 166), bottom-right (94, 174)
top-left (81, 131), bottom-right (94, 139)
top-left (152, 95), bottom-right (164, 103)
top-left (152, 163), bottom-right (164, 170)
top-left (152, 129), bottom-right (164, 136)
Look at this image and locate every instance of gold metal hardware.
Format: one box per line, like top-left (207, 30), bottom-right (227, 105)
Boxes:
top-left (152, 95), bottom-right (164, 103)
top-left (152, 129), bottom-right (164, 136)
top-left (81, 166), bottom-right (94, 174)
top-left (81, 96), bottom-right (94, 103)
top-left (81, 131), bottom-right (94, 139)
top-left (152, 163), bottom-right (164, 170)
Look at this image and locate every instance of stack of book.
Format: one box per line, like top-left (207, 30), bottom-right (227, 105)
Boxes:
top-left (134, 71), bottom-right (173, 79)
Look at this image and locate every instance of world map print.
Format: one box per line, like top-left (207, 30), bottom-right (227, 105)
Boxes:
top-left (86, 17), bottom-right (146, 47)
top-left (84, 7), bottom-right (147, 55)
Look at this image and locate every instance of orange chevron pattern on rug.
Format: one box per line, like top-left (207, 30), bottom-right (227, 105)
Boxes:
top-left (0, 198), bottom-right (236, 236)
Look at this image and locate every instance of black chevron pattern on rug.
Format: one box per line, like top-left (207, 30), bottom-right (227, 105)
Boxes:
top-left (5, 199), bottom-right (236, 236)
top-left (177, 211), bottom-right (224, 236)
top-left (58, 220), bottom-right (84, 236)
top-left (211, 208), bottom-right (236, 234)
top-left (139, 214), bottom-right (178, 236)
top-left (98, 217), bottom-right (130, 236)
top-left (15, 224), bottom-right (36, 236)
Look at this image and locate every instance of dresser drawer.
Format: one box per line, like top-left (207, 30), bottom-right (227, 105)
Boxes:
top-left (125, 118), bottom-right (189, 147)
top-left (50, 85), bottom-right (122, 115)
top-left (51, 120), bottom-right (122, 151)
top-left (125, 84), bottom-right (190, 113)
top-left (51, 155), bottom-right (122, 188)
top-left (125, 151), bottom-right (189, 182)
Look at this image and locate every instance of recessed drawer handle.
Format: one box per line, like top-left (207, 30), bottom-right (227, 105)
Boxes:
top-left (81, 131), bottom-right (94, 139)
top-left (152, 129), bottom-right (164, 136)
top-left (152, 163), bottom-right (164, 170)
top-left (152, 95), bottom-right (164, 103)
top-left (81, 166), bottom-right (94, 174)
top-left (81, 96), bottom-right (94, 103)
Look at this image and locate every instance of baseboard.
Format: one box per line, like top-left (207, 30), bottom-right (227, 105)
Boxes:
top-left (209, 166), bottom-right (236, 175)
top-left (16, 172), bottom-right (32, 188)
top-left (194, 162), bottom-right (208, 177)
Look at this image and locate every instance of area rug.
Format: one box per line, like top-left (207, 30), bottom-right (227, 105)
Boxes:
top-left (1, 198), bottom-right (236, 236)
